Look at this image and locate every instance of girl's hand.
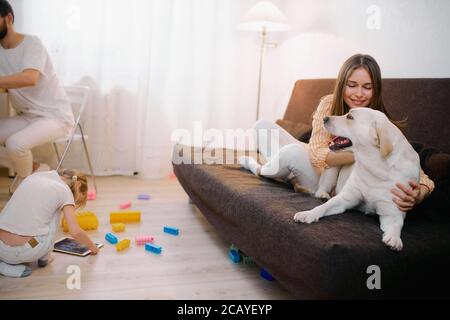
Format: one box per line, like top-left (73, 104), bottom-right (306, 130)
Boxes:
top-left (90, 245), bottom-right (99, 255)
top-left (391, 180), bottom-right (425, 212)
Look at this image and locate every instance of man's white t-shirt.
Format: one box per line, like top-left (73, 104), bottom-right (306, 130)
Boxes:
top-left (0, 34), bottom-right (74, 126)
top-left (0, 171), bottom-right (75, 237)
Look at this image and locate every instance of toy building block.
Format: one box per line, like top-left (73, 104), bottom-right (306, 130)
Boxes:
top-left (119, 201), bottom-right (132, 210)
top-left (135, 235), bottom-right (155, 246)
top-left (228, 249), bottom-right (241, 263)
top-left (145, 243), bottom-right (162, 254)
top-left (87, 189), bottom-right (96, 200)
top-left (260, 268), bottom-right (275, 282)
top-left (62, 211), bottom-right (99, 232)
top-left (116, 239), bottom-right (131, 252)
top-left (137, 194), bottom-right (150, 200)
top-left (105, 233), bottom-right (118, 245)
top-left (110, 211), bottom-right (141, 223)
top-left (112, 223), bottom-right (126, 233)
top-left (163, 226), bottom-right (179, 236)
top-left (168, 172), bottom-right (177, 180)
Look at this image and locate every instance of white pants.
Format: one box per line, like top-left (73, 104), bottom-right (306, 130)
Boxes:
top-left (0, 214), bottom-right (60, 265)
top-left (253, 120), bottom-right (319, 192)
top-left (253, 120), bottom-right (351, 194)
top-left (0, 113), bottom-right (71, 178)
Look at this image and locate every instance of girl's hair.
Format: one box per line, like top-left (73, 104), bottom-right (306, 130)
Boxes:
top-left (330, 53), bottom-right (406, 128)
top-left (59, 169), bottom-right (88, 209)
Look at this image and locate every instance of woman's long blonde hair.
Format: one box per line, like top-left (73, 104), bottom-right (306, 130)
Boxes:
top-left (331, 53), bottom-right (406, 129)
top-left (58, 169), bottom-right (88, 209)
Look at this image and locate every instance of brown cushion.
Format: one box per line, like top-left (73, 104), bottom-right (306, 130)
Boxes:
top-left (276, 119), bottom-right (312, 141)
top-left (411, 141), bottom-right (450, 183)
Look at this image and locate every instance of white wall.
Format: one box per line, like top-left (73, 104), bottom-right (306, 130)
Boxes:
top-left (261, 0), bottom-right (450, 121)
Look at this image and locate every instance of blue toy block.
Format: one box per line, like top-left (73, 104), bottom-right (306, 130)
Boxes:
top-left (163, 226), bottom-right (179, 236)
top-left (145, 243), bottom-right (162, 254)
top-left (228, 249), bottom-right (241, 263)
top-left (260, 268), bottom-right (275, 282)
top-left (137, 194), bottom-right (151, 200)
top-left (105, 233), bottom-right (118, 245)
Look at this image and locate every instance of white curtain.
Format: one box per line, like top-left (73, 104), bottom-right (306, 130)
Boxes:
top-left (13, 0), bottom-right (270, 178)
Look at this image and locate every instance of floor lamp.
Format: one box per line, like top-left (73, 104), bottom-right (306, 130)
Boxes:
top-left (237, 1), bottom-right (289, 121)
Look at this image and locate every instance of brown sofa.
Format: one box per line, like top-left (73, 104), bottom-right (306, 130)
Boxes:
top-left (172, 79), bottom-right (450, 299)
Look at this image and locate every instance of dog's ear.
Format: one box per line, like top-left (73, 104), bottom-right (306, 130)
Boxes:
top-left (370, 122), bottom-right (380, 147)
top-left (376, 122), bottom-right (393, 158)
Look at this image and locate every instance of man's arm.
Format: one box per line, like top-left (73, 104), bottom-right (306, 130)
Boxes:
top-left (0, 69), bottom-right (40, 89)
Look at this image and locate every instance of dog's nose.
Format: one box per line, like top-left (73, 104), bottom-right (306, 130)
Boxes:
top-left (323, 116), bottom-right (330, 124)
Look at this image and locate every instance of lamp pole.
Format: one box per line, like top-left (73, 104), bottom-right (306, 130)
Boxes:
top-left (256, 26), bottom-right (267, 121)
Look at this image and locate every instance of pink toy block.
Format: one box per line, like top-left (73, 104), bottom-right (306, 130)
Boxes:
top-left (135, 235), bottom-right (155, 246)
top-left (168, 172), bottom-right (177, 180)
top-left (87, 189), bottom-right (96, 201)
top-left (119, 201), bottom-right (132, 210)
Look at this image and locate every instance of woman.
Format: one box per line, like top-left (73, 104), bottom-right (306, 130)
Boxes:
top-left (239, 54), bottom-right (434, 212)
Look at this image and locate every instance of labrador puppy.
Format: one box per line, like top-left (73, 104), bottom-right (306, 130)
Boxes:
top-left (294, 108), bottom-right (420, 251)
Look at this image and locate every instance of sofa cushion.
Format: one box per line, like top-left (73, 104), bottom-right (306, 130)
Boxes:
top-left (411, 141), bottom-right (450, 184)
top-left (411, 141), bottom-right (450, 221)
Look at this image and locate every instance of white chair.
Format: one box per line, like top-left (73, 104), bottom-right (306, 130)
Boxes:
top-left (53, 85), bottom-right (98, 192)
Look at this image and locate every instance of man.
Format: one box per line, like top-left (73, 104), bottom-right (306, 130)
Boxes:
top-left (0, 0), bottom-right (74, 194)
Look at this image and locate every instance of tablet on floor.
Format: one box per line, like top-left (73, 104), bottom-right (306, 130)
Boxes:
top-left (53, 237), bottom-right (103, 257)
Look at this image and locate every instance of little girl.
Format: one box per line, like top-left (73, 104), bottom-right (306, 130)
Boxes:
top-left (0, 169), bottom-right (99, 278)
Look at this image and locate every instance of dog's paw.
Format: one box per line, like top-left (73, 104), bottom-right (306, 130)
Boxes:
top-left (294, 210), bottom-right (321, 224)
top-left (314, 190), bottom-right (331, 200)
top-left (382, 234), bottom-right (403, 252)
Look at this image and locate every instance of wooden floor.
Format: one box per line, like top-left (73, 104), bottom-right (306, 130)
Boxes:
top-left (0, 175), bottom-right (293, 300)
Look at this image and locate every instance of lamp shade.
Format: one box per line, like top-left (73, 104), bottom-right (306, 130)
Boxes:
top-left (237, 1), bottom-right (289, 32)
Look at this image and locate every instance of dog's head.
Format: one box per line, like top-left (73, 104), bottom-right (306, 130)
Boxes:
top-left (323, 108), bottom-right (394, 158)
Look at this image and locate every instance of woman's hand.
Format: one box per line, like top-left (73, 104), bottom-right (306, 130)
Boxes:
top-left (391, 180), bottom-right (428, 212)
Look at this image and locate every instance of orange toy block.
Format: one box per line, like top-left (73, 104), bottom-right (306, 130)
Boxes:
top-left (62, 211), bottom-right (99, 232)
top-left (112, 223), bottom-right (126, 233)
top-left (116, 239), bottom-right (131, 252)
top-left (110, 211), bottom-right (141, 223)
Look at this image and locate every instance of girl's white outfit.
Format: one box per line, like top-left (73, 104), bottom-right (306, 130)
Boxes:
top-left (0, 171), bottom-right (75, 264)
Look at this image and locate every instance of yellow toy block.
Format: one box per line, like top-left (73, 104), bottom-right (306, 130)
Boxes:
top-left (110, 211), bottom-right (141, 223)
top-left (112, 223), bottom-right (126, 233)
top-left (62, 211), bottom-right (99, 232)
top-left (116, 239), bottom-right (131, 252)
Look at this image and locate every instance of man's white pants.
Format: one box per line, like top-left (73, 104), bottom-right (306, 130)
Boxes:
top-left (0, 114), bottom-right (71, 178)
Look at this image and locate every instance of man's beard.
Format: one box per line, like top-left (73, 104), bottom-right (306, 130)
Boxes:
top-left (0, 23), bottom-right (8, 40)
